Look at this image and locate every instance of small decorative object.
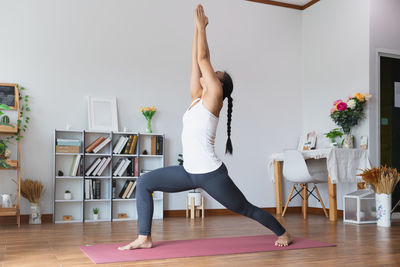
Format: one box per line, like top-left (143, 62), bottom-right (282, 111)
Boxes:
top-left (118, 213), bottom-right (127, 219)
top-left (178, 153), bottom-right (183, 166)
top-left (358, 166), bottom-right (400, 227)
top-left (19, 179), bottom-right (44, 224)
top-left (142, 149), bottom-right (148, 155)
top-left (87, 96), bottom-right (118, 131)
top-left (324, 128), bottom-right (343, 148)
top-left (360, 136), bottom-right (368, 149)
top-left (58, 170), bottom-right (64, 176)
top-left (64, 190), bottom-right (72, 200)
top-left (186, 190), bottom-right (204, 219)
top-left (343, 190), bottom-right (376, 224)
top-left (0, 139), bottom-right (12, 168)
top-left (140, 106), bottom-right (156, 133)
top-left (63, 215), bottom-right (72, 221)
top-left (66, 123), bottom-right (71, 130)
top-left (93, 208), bottom-right (99, 220)
top-left (330, 93), bottom-right (371, 148)
top-left (1, 193), bottom-right (16, 208)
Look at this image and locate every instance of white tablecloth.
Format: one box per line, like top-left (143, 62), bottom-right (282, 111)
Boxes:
top-left (268, 148), bottom-right (371, 184)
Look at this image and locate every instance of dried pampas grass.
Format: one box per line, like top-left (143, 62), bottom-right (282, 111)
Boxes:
top-left (20, 179), bottom-right (44, 203)
top-left (358, 166), bottom-right (400, 194)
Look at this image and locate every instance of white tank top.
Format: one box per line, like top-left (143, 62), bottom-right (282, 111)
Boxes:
top-left (181, 98), bottom-right (223, 174)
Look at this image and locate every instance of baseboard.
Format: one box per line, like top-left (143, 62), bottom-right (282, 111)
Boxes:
top-left (164, 207), bottom-right (343, 218)
top-left (0, 214), bottom-right (53, 225)
top-left (0, 207), bottom-right (343, 225)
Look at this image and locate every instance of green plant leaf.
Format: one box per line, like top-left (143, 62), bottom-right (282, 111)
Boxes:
top-left (26, 108), bottom-right (30, 111)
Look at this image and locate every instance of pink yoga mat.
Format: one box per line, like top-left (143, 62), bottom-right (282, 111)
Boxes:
top-left (79, 235), bottom-right (335, 264)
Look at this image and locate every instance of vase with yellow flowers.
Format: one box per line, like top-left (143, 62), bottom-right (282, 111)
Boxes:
top-left (330, 93), bottom-right (371, 148)
top-left (140, 106), bottom-right (156, 133)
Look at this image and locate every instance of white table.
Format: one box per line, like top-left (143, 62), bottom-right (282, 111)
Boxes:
top-left (268, 148), bottom-right (371, 221)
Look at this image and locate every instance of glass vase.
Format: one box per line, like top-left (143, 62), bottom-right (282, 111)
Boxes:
top-left (29, 202), bottom-right (42, 224)
top-left (342, 134), bottom-right (354, 149)
top-left (146, 118), bottom-right (153, 133)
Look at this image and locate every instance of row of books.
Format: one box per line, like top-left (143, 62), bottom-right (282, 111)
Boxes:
top-left (85, 179), bottom-right (101, 199)
top-left (86, 157), bottom-right (111, 176)
top-left (151, 136), bottom-right (163, 155)
top-left (113, 135), bottom-right (138, 154)
top-left (85, 136), bottom-right (112, 154)
top-left (112, 157), bottom-right (138, 177)
top-left (114, 180), bottom-right (137, 199)
top-left (56, 138), bottom-right (81, 153)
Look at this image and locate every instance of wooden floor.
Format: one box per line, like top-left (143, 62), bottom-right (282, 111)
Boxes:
top-left (0, 214), bottom-right (399, 267)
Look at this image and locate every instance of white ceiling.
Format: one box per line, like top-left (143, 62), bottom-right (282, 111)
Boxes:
top-left (276, 0), bottom-right (312, 5)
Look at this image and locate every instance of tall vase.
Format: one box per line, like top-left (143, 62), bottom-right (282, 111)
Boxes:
top-left (342, 134), bottom-right (354, 149)
top-left (146, 118), bottom-right (153, 133)
top-left (29, 202), bottom-right (42, 224)
top-left (376, 193), bottom-right (391, 227)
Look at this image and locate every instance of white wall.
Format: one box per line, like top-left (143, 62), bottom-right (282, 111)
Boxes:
top-left (369, 0), bottom-right (400, 166)
top-left (302, 0), bottom-right (370, 209)
top-left (0, 0), bottom-right (303, 214)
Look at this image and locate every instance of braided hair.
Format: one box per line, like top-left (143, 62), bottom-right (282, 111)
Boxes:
top-left (221, 72), bottom-right (233, 155)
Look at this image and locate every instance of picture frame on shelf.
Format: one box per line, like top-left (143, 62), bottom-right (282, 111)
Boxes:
top-left (360, 136), bottom-right (368, 149)
top-left (87, 96), bottom-right (118, 132)
top-left (0, 83), bottom-right (18, 109)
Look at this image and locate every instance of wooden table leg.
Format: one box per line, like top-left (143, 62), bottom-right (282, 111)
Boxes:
top-left (274, 161), bottom-right (283, 215)
top-left (328, 177), bottom-right (337, 222)
top-left (301, 183), bottom-right (308, 219)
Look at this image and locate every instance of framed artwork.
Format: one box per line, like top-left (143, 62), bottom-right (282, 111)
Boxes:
top-left (0, 83), bottom-right (18, 109)
top-left (360, 136), bottom-right (368, 149)
top-left (87, 96), bottom-right (118, 131)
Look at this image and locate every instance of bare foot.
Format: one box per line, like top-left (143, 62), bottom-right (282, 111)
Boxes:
top-left (118, 235), bottom-right (153, 251)
top-left (274, 231), bottom-right (293, 247)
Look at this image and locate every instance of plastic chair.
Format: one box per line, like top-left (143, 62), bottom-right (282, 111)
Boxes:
top-left (282, 150), bottom-right (328, 219)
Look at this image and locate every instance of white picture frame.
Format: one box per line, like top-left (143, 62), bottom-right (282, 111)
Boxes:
top-left (87, 96), bottom-right (118, 131)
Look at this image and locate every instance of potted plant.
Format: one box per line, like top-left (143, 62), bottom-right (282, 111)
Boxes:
top-left (324, 128), bottom-right (343, 147)
top-left (329, 93), bottom-right (371, 148)
top-left (140, 106), bottom-right (156, 133)
top-left (64, 190), bottom-right (72, 200)
top-left (93, 208), bottom-right (99, 220)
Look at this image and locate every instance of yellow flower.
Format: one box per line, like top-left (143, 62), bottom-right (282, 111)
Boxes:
top-left (354, 93), bottom-right (365, 102)
top-left (140, 107), bottom-right (143, 112)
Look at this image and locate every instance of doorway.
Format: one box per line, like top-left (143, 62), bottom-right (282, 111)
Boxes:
top-left (380, 56), bottom-right (400, 212)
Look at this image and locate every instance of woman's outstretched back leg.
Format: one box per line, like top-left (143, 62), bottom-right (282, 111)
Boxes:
top-left (119, 165), bottom-right (195, 250)
top-left (194, 164), bottom-right (292, 246)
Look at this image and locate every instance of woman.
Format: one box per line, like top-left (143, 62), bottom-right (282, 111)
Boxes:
top-left (119, 5), bottom-right (292, 250)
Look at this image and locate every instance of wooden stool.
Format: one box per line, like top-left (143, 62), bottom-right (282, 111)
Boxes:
top-left (186, 196), bottom-right (204, 219)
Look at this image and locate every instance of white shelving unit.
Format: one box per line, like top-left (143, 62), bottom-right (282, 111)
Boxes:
top-left (53, 130), bottom-right (165, 223)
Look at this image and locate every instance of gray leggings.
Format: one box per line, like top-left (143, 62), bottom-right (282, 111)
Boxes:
top-left (136, 163), bottom-right (286, 236)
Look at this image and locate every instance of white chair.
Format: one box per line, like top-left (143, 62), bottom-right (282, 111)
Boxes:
top-left (282, 150), bottom-right (328, 219)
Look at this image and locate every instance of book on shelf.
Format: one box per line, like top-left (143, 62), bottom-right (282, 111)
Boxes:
top-left (118, 180), bottom-right (130, 199)
top-left (126, 160), bottom-right (134, 176)
top-left (85, 136), bottom-right (106, 153)
top-left (85, 179), bottom-right (102, 199)
top-left (69, 155), bottom-right (81, 176)
top-left (97, 157), bottom-right (111, 176)
top-left (124, 135), bottom-right (133, 154)
top-left (56, 145), bottom-right (80, 153)
top-left (129, 135), bottom-right (138, 154)
top-left (134, 157), bottom-right (139, 176)
top-left (57, 138), bottom-right (81, 146)
top-left (92, 157), bottom-right (107, 176)
top-left (117, 159), bottom-right (131, 177)
top-left (92, 137), bottom-right (111, 153)
top-left (151, 136), bottom-right (163, 155)
top-left (112, 179), bottom-right (116, 199)
top-left (113, 136), bottom-right (128, 154)
top-left (122, 180), bottom-right (134, 199)
top-left (126, 181), bottom-right (136, 199)
top-left (112, 158), bottom-right (124, 176)
top-left (85, 158), bottom-right (102, 176)
top-left (151, 136), bottom-right (157, 155)
top-left (113, 158), bottom-right (126, 176)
